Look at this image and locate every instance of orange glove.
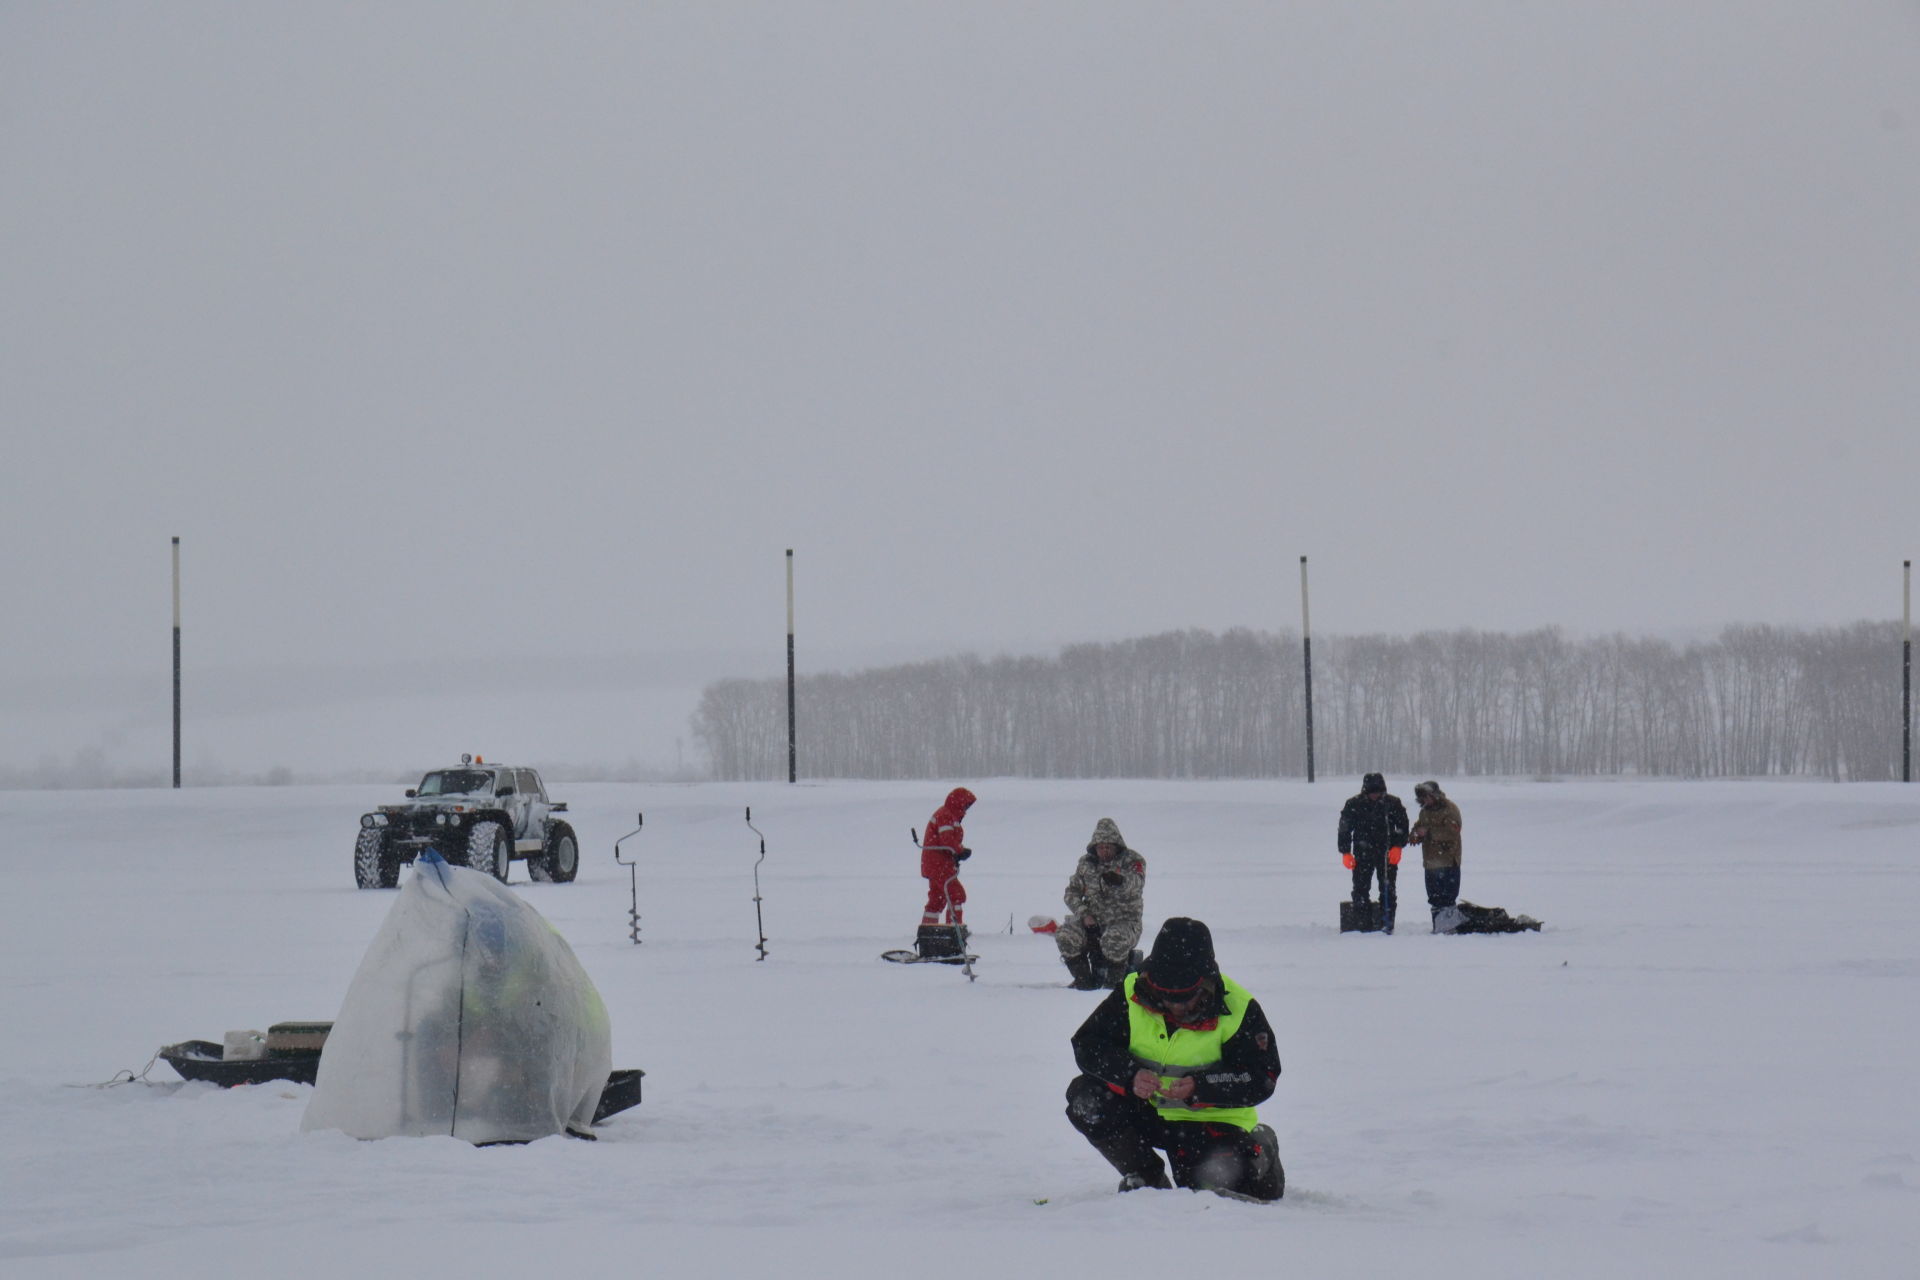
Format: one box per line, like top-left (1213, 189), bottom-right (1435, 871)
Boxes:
top-left (1388, 847), bottom-right (1403, 866)
top-left (1341, 853), bottom-right (1355, 870)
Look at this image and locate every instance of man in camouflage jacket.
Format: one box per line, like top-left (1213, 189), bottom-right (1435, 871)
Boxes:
top-left (1057, 817), bottom-right (1147, 990)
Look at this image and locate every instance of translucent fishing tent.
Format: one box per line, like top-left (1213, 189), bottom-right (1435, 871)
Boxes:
top-left (302, 851), bottom-right (612, 1144)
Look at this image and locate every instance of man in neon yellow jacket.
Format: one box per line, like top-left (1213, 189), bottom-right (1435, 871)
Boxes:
top-left (1064, 917), bottom-right (1284, 1200)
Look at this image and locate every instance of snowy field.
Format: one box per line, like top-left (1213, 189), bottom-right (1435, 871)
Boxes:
top-left (3, 778), bottom-right (1917, 1278)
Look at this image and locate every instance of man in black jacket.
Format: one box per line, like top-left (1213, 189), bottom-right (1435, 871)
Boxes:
top-left (1064, 918), bottom-right (1284, 1200)
top-left (1338, 773), bottom-right (1410, 933)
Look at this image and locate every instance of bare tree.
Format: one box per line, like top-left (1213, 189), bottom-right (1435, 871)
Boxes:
top-left (690, 623), bottom-right (1906, 781)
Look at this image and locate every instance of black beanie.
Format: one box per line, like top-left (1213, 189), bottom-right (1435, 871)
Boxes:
top-left (1362, 772), bottom-right (1386, 794)
top-left (1139, 917), bottom-right (1218, 996)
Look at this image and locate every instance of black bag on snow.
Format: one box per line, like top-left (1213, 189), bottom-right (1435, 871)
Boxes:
top-left (1340, 900), bottom-right (1385, 933)
top-left (1434, 901), bottom-right (1542, 934)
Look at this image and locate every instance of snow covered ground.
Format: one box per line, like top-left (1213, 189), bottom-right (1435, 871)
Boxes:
top-left (3, 778), bottom-right (1917, 1278)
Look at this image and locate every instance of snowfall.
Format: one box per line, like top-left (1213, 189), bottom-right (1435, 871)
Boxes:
top-left (3, 778), bottom-right (1917, 1279)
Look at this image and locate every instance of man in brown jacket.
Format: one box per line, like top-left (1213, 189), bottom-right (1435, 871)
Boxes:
top-left (1408, 781), bottom-right (1462, 932)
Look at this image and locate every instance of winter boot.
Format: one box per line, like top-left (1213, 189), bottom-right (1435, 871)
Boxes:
top-left (1097, 948), bottom-right (1139, 989)
top-left (1093, 1136), bottom-right (1170, 1191)
top-left (1246, 1123), bottom-right (1286, 1201)
top-left (1064, 950), bottom-right (1099, 991)
top-left (1085, 1127), bottom-right (1168, 1190)
top-left (1118, 1168), bottom-right (1173, 1193)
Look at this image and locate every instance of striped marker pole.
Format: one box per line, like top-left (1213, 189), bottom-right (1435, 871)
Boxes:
top-left (786, 549), bottom-right (797, 785)
top-left (1301, 555), bottom-right (1315, 783)
top-left (172, 537), bottom-right (182, 789)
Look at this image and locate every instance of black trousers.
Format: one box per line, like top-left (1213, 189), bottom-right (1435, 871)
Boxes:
top-left (1065, 1074), bottom-right (1283, 1201)
top-left (1350, 852), bottom-right (1397, 907)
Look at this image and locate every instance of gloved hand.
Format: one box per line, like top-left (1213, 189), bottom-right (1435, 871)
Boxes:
top-left (955, 847), bottom-right (972, 862)
top-left (1101, 870), bottom-right (1124, 887)
top-left (1388, 847), bottom-right (1402, 867)
top-left (1341, 853), bottom-right (1355, 870)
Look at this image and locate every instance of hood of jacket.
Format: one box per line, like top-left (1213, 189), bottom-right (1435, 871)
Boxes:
top-left (1086, 816), bottom-right (1126, 854)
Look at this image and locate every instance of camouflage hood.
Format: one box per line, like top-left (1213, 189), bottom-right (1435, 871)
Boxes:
top-left (1086, 816), bottom-right (1128, 854)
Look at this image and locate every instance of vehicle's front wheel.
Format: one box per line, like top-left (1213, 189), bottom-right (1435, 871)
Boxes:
top-left (465, 821), bottom-right (509, 882)
top-left (531, 822), bottom-right (578, 883)
top-left (354, 828), bottom-right (398, 889)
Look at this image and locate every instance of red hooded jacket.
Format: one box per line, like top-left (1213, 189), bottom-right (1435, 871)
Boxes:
top-left (921, 787), bottom-right (976, 879)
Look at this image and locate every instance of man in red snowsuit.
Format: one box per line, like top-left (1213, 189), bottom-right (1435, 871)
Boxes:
top-left (920, 787), bottom-right (976, 925)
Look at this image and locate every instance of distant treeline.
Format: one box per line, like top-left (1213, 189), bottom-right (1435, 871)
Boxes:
top-left (692, 623), bottom-right (1910, 782)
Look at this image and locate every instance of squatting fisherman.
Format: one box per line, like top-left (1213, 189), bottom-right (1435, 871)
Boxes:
top-left (1064, 918), bottom-right (1284, 1201)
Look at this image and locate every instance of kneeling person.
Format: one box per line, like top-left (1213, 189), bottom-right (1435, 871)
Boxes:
top-left (1064, 918), bottom-right (1284, 1201)
top-left (1056, 817), bottom-right (1146, 990)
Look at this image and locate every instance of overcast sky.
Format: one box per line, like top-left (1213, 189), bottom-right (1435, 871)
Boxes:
top-left (4, 3), bottom-right (1917, 777)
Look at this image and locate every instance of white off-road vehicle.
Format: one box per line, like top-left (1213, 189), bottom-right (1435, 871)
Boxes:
top-left (353, 757), bottom-right (579, 889)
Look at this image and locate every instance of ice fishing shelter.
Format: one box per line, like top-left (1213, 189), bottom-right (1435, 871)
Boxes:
top-left (302, 851), bottom-right (612, 1144)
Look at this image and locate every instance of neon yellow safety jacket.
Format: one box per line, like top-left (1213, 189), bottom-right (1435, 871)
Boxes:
top-left (1123, 971), bottom-right (1259, 1132)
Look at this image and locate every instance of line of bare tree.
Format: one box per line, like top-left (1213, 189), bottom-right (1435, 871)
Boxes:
top-left (692, 622), bottom-right (1909, 782)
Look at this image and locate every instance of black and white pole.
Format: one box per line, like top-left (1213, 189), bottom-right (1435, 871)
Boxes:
top-left (1904, 559), bottom-right (1912, 783)
top-left (172, 536), bottom-right (182, 790)
top-left (1300, 555), bottom-right (1315, 784)
top-left (786, 549), bottom-right (797, 785)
